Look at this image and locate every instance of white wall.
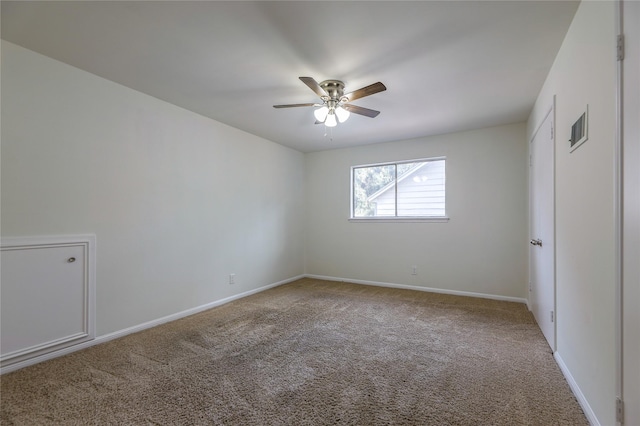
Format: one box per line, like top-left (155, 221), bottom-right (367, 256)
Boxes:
top-left (305, 123), bottom-right (528, 300)
top-left (1, 41), bottom-right (305, 336)
top-left (527, 2), bottom-right (617, 424)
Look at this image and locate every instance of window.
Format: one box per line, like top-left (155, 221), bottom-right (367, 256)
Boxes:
top-left (351, 158), bottom-right (446, 219)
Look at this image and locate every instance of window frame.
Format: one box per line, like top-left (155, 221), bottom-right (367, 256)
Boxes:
top-left (349, 156), bottom-right (449, 222)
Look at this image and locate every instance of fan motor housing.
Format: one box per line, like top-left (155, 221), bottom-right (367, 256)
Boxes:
top-left (319, 80), bottom-right (345, 100)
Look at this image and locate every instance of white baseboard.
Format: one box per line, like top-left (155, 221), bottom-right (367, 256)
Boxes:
top-left (1, 273), bottom-right (528, 374)
top-left (0, 274), bottom-right (305, 375)
top-left (304, 274), bottom-right (528, 305)
top-left (554, 352), bottom-right (600, 426)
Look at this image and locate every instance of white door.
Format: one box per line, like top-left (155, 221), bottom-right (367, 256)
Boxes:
top-left (530, 107), bottom-right (555, 351)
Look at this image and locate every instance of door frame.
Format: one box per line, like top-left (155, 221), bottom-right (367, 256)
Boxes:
top-left (616, 1), bottom-right (639, 424)
top-left (529, 97), bottom-right (557, 352)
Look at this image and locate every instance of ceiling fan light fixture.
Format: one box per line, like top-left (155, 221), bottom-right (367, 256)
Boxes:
top-left (314, 106), bottom-right (329, 122)
top-left (335, 106), bottom-right (350, 123)
top-left (325, 111), bottom-right (337, 127)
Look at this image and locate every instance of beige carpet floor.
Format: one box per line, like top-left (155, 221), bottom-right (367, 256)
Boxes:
top-left (1, 278), bottom-right (587, 425)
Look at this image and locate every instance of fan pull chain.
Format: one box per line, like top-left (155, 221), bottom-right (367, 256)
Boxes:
top-left (323, 126), bottom-right (333, 141)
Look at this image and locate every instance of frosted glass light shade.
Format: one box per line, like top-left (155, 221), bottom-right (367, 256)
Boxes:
top-left (335, 106), bottom-right (350, 123)
top-left (325, 112), bottom-right (337, 127)
top-left (314, 106), bottom-right (329, 122)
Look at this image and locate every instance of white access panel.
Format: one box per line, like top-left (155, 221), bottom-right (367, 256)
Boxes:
top-left (1, 236), bottom-right (96, 368)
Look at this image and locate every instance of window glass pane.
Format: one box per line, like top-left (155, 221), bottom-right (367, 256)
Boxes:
top-left (351, 158), bottom-right (446, 219)
top-left (353, 165), bottom-right (395, 217)
top-left (397, 162), bottom-right (420, 178)
top-left (397, 160), bottom-right (446, 217)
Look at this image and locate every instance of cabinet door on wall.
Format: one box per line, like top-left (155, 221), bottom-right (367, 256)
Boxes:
top-left (1, 236), bottom-right (95, 368)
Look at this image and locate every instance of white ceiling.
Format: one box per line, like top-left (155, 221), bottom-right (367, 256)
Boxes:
top-left (1, 1), bottom-right (578, 153)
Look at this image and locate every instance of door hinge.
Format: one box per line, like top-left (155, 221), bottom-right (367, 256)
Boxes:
top-left (551, 124), bottom-right (554, 139)
top-left (617, 35), bottom-right (625, 61)
top-left (529, 154), bottom-right (532, 167)
top-left (616, 397), bottom-right (624, 423)
top-left (550, 311), bottom-right (554, 323)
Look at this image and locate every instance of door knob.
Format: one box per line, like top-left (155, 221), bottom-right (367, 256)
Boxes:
top-left (530, 239), bottom-right (542, 247)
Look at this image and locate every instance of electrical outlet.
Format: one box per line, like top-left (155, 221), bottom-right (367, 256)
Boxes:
top-left (229, 274), bottom-right (235, 285)
top-left (411, 266), bottom-right (417, 275)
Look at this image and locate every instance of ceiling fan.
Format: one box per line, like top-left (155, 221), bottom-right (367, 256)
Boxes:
top-left (273, 77), bottom-right (386, 127)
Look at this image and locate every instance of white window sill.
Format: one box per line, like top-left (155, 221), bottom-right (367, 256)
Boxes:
top-left (348, 217), bottom-right (449, 223)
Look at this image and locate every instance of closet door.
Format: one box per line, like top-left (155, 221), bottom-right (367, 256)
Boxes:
top-left (529, 105), bottom-right (556, 351)
top-left (1, 236), bottom-right (95, 369)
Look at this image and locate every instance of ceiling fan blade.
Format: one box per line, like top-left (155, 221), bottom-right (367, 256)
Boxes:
top-left (299, 77), bottom-right (328, 98)
top-left (343, 82), bottom-right (387, 102)
top-left (342, 104), bottom-right (381, 118)
top-left (273, 103), bottom-right (318, 108)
